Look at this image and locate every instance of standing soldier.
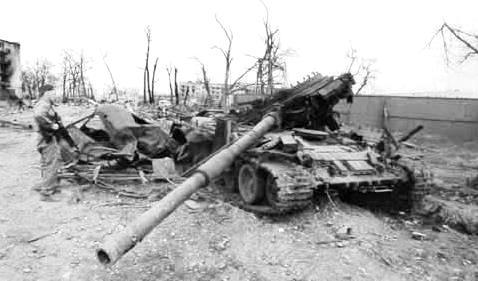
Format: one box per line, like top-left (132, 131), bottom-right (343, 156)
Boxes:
top-left (33, 84), bottom-right (76, 200)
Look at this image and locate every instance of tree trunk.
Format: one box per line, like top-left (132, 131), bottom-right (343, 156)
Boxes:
top-left (256, 59), bottom-right (264, 95)
top-left (80, 55), bottom-right (87, 97)
top-left (166, 67), bottom-right (174, 104)
top-left (62, 71), bottom-right (67, 103)
top-left (104, 58), bottom-right (118, 101)
top-left (174, 67), bottom-right (179, 105)
top-left (89, 82), bottom-right (95, 101)
top-left (267, 54), bottom-right (273, 95)
top-left (143, 70), bottom-right (147, 104)
top-left (201, 65), bottom-right (211, 106)
top-left (151, 58), bottom-right (159, 104)
top-left (219, 61), bottom-right (230, 109)
top-left (183, 86), bottom-right (190, 106)
top-left (144, 28), bottom-right (152, 104)
top-left (146, 68), bottom-right (151, 103)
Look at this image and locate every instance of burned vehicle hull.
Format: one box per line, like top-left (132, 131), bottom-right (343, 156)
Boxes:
top-left (96, 73), bottom-right (431, 265)
top-left (59, 104), bottom-right (179, 184)
top-left (218, 74), bottom-right (431, 213)
top-left (229, 129), bottom-right (429, 213)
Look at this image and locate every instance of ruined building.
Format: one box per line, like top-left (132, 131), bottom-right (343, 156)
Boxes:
top-left (0, 39), bottom-right (21, 100)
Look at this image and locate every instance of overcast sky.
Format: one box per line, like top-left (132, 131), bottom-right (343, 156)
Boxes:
top-left (2, 0), bottom-right (478, 98)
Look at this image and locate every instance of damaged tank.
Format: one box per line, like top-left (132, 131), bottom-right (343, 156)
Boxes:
top-left (218, 73), bottom-right (431, 214)
top-left (96, 72), bottom-right (431, 265)
top-left (227, 127), bottom-right (431, 214)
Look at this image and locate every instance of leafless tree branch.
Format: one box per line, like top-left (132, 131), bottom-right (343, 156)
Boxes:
top-left (345, 47), bottom-right (376, 95)
top-left (102, 54), bottom-right (118, 101)
top-left (214, 15), bottom-right (234, 109)
top-left (166, 65), bottom-right (174, 104)
top-left (429, 22), bottom-right (478, 65)
top-left (192, 57), bottom-right (212, 106)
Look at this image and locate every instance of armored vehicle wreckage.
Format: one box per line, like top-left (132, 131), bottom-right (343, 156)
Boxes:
top-left (224, 126), bottom-right (429, 213)
top-left (56, 73), bottom-right (429, 215)
top-left (96, 72), bottom-right (431, 265)
top-left (199, 74), bottom-right (431, 214)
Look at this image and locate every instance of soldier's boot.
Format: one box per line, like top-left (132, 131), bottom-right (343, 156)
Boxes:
top-left (38, 185), bottom-right (61, 202)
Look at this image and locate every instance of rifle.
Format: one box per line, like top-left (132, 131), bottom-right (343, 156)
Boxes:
top-left (51, 111), bottom-right (78, 150)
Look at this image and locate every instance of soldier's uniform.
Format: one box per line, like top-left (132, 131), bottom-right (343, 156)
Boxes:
top-left (33, 85), bottom-right (63, 198)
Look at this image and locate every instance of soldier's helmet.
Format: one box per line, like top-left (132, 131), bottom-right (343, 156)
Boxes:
top-left (38, 84), bottom-right (57, 105)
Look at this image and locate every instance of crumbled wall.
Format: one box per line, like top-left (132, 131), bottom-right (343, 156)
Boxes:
top-left (0, 39), bottom-right (21, 100)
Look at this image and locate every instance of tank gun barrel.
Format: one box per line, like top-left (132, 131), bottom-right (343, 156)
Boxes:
top-left (96, 73), bottom-right (356, 265)
top-left (96, 112), bottom-right (280, 265)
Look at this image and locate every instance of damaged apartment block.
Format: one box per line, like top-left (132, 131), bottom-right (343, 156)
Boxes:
top-left (0, 39), bottom-right (21, 101)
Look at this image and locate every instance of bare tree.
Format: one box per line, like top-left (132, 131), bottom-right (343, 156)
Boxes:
top-left (200, 63), bottom-right (211, 106)
top-left (142, 26), bottom-right (160, 104)
top-left (429, 22), bottom-right (478, 65)
top-left (254, 2), bottom-right (290, 96)
top-left (21, 59), bottom-right (56, 99)
top-left (79, 54), bottom-right (87, 99)
top-left (345, 47), bottom-right (375, 95)
top-left (354, 62), bottom-right (374, 95)
top-left (174, 67), bottom-right (179, 105)
top-left (88, 82), bottom-right (95, 101)
top-left (103, 54), bottom-right (118, 101)
top-left (213, 15), bottom-right (262, 108)
top-left (61, 51), bottom-right (94, 102)
top-left (229, 63), bottom-right (258, 94)
top-left (151, 57), bottom-right (159, 104)
top-left (194, 58), bottom-right (212, 106)
top-left (196, 54), bottom-right (255, 107)
top-left (143, 26), bottom-right (152, 104)
top-left (346, 47), bottom-right (358, 73)
top-left (263, 12), bottom-right (278, 95)
top-left (183, 86), bottom-right (190, 106)
top-left (61, 58), bottom-right (68, 102)
top-left (166, 66), bottom-right (174, 104)
top-left (213, 15), bottom-right (234, 109)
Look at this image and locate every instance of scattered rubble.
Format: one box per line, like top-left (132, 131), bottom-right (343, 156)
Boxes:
top-left (1, 115), bottom-right (477, 280)
top-left (0, 118), bottom-right (33, 130)
top-left (411, 231), bottom-right (427, 240)
top-left (420, 195), bottom-right (478, 234)
top-left (93, 73), bottom-right (439, 266)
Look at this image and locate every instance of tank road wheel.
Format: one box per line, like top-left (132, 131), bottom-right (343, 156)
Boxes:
top-left (238, 164), bottom-right (265, 204)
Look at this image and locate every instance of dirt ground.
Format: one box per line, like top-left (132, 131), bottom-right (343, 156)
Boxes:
top-left (0, 105), bottom-right (477, 281)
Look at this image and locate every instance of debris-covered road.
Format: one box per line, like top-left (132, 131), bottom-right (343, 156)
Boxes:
top-left (0, 106), bottom-right (477, 281)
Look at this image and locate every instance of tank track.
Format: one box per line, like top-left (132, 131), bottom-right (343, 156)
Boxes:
top-left (337, 161), bottom-right (432, 213)
top-left (256, 161), bottom-right (315, 213)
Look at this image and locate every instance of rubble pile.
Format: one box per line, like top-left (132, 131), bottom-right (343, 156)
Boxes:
top-left (420, 196), bottom-right (478, 234)
top-left (54, 104), bottom-right (181, 193)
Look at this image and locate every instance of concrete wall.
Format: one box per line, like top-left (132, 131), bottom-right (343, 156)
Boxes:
top-left (335, 95), bottom-right (478, 142)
